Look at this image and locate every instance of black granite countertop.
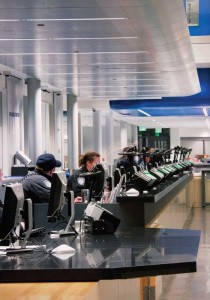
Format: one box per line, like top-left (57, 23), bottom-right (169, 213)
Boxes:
top-left (117, 172), bottom-right (192, 203)
top-left (0, 228), bottom-right (200, 283)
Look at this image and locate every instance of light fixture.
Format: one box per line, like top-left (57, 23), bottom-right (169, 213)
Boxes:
top-left (64, 85), bottom-right (167, 88)
top-left (0, 36), bottom-right (139, 41)
top-left (0, 50), bottom-right (149, 56)
top-left (0, 17), bottom-right (129, 22)
top-left (19, 62), bottom-right (155, 67)
top-left (25, 17), bottom-right (129, 21)
top-left (203, 108), bottom-right (208, 117)
top-left (137, 109), bottom-right (151, 117)
top-left (41, 71), bottom-right (160, 76)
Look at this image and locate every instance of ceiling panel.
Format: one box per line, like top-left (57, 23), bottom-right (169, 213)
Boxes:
top-left (0, 0), bottom-right (206, 129)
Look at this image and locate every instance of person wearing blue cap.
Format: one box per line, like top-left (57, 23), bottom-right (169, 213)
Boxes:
top-left (21, 153), bottom-right (61, 203)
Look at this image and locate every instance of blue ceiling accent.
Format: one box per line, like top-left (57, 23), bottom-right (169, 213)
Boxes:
top-left (120, 108), bottom-right (203, 117)
top-left (139, 108), bottom-right (203, 117)
top-left (109, 0), bottom-right (210, 119)
top-left (109, 69), bottom-right (210, 117)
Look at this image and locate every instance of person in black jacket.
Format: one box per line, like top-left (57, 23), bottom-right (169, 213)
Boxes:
top-left (67, 151), bottom-right (104, 202)
top-left (21, 153), bottom-right (61, 203)
top-left (116, 146), bottom-right (139, 173)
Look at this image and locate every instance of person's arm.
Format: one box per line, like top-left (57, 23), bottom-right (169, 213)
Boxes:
top-left (67, 169), bottom-right (84, 197)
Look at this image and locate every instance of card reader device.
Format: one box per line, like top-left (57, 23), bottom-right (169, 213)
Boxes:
top-left (84, 202), bottom-right (120, 234)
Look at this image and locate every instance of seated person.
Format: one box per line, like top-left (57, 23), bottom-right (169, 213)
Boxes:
top-left (21, 153), bottom-right (61, 203)
top-left (116, 146), bottom-right (138, 173)
top-left (67, 151), bottom-right (104, 202)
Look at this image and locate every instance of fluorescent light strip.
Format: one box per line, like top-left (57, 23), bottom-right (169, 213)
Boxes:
top-left (0, 36), bottom-right (139, 41)
top-left (81, 91), bottom-right (165, 94)
top-left (51, 78), bottom-right (165, 83)
top-left (78, 90), bottom-right (164, 94)
top-left (75, 89), bottom-right (168, 93)
top-left (91, 96), bottom-right (161, 99)
top-left (203, 108), bottom-right (208, 117)
top-left (19, 62), bottom-right (155, 66)
top-left (0, 50), bottom-right (148, 56)
top-left (41, 71), bottom-right (160, 75)
top-left (109, 96), bottom-right (162, 100)
top-left (80, 94), bottom-right (166, 98)
top-left (65, 85), bottom-right (167, 88)
top-left (137, 109), bottom-right (151, 117)
top-left (0, 17), bottom-right (129, 22)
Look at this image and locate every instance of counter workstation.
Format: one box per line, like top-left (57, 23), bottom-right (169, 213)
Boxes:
top-left (0, 171), bottom-right (199, 299)
top-left (33, 172), bottom-right (193, 231)
top-left (0, 227), bottom-right (200, 283)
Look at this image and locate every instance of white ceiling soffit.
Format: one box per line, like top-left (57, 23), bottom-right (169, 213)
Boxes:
top-left (191, 36), bottom-right (210, 68)
top-left (0, 0), bottom-right (200, 101)
top-left (114, 114), bottom-right (210, 130)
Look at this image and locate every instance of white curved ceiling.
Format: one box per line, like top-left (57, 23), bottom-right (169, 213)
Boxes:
top-left (0, 0), bottom-right (200, 100)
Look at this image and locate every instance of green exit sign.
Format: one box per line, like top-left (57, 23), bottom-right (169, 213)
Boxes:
top-left (155, 128), bottom-right (162, 133)
top-left (139, 126), bottom-right (146, 131)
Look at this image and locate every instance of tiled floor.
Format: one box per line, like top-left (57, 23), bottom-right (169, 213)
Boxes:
top-left (159, 207), bottom-right (210, 300)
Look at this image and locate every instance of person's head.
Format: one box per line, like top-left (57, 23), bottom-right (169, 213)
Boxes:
top-left (150, 147), bottom-right (155, 153)
top-left (35, 153), bottom-right (62, 176)
top-left (122, 146), bottom-right (132, 158)
top-left (79, 151), bottom-right (100, 171)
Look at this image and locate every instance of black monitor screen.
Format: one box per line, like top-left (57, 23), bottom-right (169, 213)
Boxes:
top-left (0, 183), bottom-right (24, 242)
top-left (92, 164), bottom-right (105, 200)
top-left (47, 171), bottom-right (67, 220)
top-left (113, 168), bottom-right (121, 187)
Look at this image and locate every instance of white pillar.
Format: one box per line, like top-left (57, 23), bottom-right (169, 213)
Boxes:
top-left (104, 111), bottom-right (114, 166)
top-left (93, 110), bottom-right (102, 155)
top-left (131, 124), bottom-right (138, 146)
top-left (53, 92), bottom-right (63, 164)
top-left (170, 128), bottom-right (180, 148)
top-left (120, 121), bottom-right (128, 149)
top-left (67, 94), bottom-right (79, 171)
top-left (170, 128), bottom-right (180, 161)
top-left (27, 78), bottom-right (42, 164)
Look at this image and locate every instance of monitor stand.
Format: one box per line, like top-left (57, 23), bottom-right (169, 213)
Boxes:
top-left (50, 191), bottom-right (78, 238)
top-left (0, 199), bottom-right (46, 255)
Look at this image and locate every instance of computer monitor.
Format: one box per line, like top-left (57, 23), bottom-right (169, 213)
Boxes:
top-left (78, 163), bottom-right (105, 202)
top-left (0, 183), bottom-right (24, 245)
top-left (91, 163), bottom-right (105, 201)
top-left (47, 171), bottom-right (67, 221)
top-left (15, 150), bottom-right (32, 166)
top-left (47, 171), bottom-right (76, 236)
top-left (113, 168), bottom-right (121, 187)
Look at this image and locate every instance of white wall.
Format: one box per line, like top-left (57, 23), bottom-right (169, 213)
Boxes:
top-left (170, 128), bottom-right (180, 148)
top-left (170, 127), bottom-right (210, 158)
top-left (179, 128), bottom-right (210, 137)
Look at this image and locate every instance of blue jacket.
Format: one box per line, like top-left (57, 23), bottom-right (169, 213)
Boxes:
top-left (21, 170), bottom-right (52, 203)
